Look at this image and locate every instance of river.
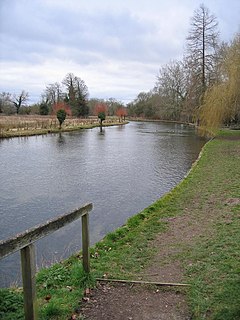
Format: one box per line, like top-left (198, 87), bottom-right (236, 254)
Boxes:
top-left (0, 121), bottom-right (205, 287)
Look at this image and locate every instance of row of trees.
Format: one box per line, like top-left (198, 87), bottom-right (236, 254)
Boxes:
top-left (40, 73), bottom-right (128, 120)
top-left (128, 4), bottom-right (240, 130)
top-left (128, 4), bottom-right (220, 121)
top-left (0, 73), bottom-right (127, 120)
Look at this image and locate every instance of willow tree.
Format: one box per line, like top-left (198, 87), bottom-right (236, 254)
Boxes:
top-left (200, 33), bottom-right (240, 134)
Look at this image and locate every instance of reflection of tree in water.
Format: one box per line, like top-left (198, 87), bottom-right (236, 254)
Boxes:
top-left (116, 124), bottom-right (124, 131)
top-left (98, 129), bottom-right (105, 136)
top-left (57, 133), bottom-right (66, 144)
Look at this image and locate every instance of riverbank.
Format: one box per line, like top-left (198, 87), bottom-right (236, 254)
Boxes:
top-left (1, 129), bottom-right (239, 319)
top-left (0, 115), bottom-right (128, 138)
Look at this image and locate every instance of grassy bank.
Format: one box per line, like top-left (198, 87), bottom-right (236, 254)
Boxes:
top-left (0, 115), bottom-right (127, 138)
top-left (0, 130), bottom-right (239, 319)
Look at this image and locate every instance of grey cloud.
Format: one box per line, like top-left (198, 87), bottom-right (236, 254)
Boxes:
top-left (1, 1), bottom-right (175, 66)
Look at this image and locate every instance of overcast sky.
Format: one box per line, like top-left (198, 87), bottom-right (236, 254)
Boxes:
top-left (0, 0), bottom-right (239, 104)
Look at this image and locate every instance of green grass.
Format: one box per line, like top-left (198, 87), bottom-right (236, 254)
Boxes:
top-left (218, 128), bottom-right (240, 137)
top-left (186, 213), bottom-right (240, 320)
top-left (90, 208), bottom-right (168, 279)
top-left (0, 289), bottom-right (24, 320)
top-left (0, 130), bottom-right (239, 319)
top-left (177, 136), bottom-right (240, 319)
top-left (36, 261), bottom-right (95, 319)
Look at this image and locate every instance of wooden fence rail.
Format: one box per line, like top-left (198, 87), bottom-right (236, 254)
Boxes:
top-left (0, 202), bottom-right (93, 320)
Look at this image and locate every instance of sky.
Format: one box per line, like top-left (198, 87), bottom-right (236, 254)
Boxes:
top-left (0, 0), bottom-right (239, 105)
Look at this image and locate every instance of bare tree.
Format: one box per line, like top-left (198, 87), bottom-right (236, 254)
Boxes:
top-left (156, 61), bottom-right (188, 101)
top-left (62, 73), bottom-right (88, 101)
top-left (0, 92), bottom-right (12, 113)
top-left (12, 90), bottom-right (29, 114)
top-left (186, 4), bottom-right (219, 99)
top-left (43, 82), bottom-right (63, 105)
top-left (62, 73), bottom-right (76, 104)
top-left (154, 60), bottom-right (191, 120)
top-left (103, 98), bottom-right (125, 116)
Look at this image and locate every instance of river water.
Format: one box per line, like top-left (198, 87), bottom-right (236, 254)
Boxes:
top-left (0, 121), bottom-right (205, 287)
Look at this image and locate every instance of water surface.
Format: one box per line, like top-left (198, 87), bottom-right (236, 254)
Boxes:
top-left (0, 121), bottom-right (205, 286)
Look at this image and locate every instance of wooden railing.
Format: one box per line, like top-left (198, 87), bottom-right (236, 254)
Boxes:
top-left (0, 202), bottom-right (93, 320)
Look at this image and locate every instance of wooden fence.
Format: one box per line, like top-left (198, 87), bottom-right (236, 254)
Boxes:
top-left (0, 202), bottom-right (93, 320)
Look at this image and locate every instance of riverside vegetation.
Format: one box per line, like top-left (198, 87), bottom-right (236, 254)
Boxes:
top-left (0, 129), bottom-right (239, 319)
top-left (0, 115), bottom-right (127, 138)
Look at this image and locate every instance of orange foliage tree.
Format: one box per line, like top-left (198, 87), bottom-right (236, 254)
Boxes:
top-left (94, 103), bottom-right (107, 115)
top-left (52, 102), bottom-right (72, 116)
top-left (116, 107), bottom-right (127, 122)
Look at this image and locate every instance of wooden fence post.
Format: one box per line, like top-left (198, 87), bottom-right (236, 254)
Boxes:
top-left (0, 203), bottom-right (93, 319)
top-left (20, 244), bottom-right (37, 320)
top-left (81, 213), bottom-right (90, 273)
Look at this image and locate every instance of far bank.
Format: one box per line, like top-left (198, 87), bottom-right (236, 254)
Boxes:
top-left (0, 115), bottom-right (128, 138)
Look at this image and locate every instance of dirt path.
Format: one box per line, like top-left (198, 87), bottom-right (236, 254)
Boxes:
top-left (79, 188), bottom-right (219, 320)
top-left (80, 282), bottom-right (190, 320)
top-left (79, 212), bottom-right (210, 320)
top-left (79, 203), bottom-right (234, 319)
